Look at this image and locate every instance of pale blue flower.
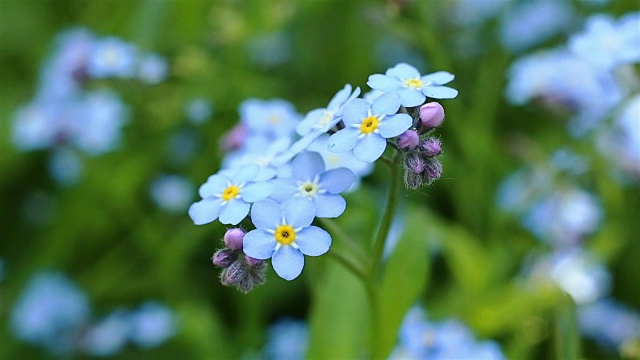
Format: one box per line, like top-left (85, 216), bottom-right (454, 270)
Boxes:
top-left (240, 98), bottom-right (301, 140)
top-left (128, 302), bottom-right (177, 348)
top-left (72, 90), bottom-right (129, 156)
top-left (270, 152), bottom-right (355, 218)
top-left (596, 94), bottom-right (640, 176)
top-left (150, 175), bottom-right (195, 214)
top-left (296, 84), bottom-right (360, 136)
top-left (569, 12), bottom-right (640, 70)
top-left (327, 93), bottom-right (412, 162)
top-left (185, 97), bottom-right (213, 124)
top-left (11, 272), bottom-right (90, 353)
top-left (49, 147), bottom-right (83, 186)
top-left (307, 134), bottom-right (373, 191)
top-left (189, 164), bottom-right (272, 225)
top-left (88, 37), bottom-right (138, 79)
top-left (367, 63), bottom-right (458, 107)
top-left (138, 53), bottom-right (168, 85)
top-left (578, 298), bottom-right (640, 349)
top-left (222, 137), bottom-right (292, 181)
top-left (80, 310), bottom-right (131, 357)
top-left (243, 198), bottom-right (331, 280)
top-left (264, 318), bottom-right (308, 360)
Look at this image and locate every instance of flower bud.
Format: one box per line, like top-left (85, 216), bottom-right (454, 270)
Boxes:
top-left (223, 228), bottom-right (245, 250)
top-left (404, 168), bottom-right (423, 190)
top-left (424, 158), bottom-right (443, 181)
top-left (404, 152), bottom-right (425, 173)
top-left (419, 102), bottom-right (445, 130)
top-left (220, 124), bottom-right (247, 151)
top-left (420, 138), bottom-right (442, 157)
top-left (244, 255), bottom-right (263, 267)
top-left (397, 130), bottom-right (419, 150)
top-left (220, 261), bottom-right (246, 286)
top-left (212, 249), bottom-right (237, 268)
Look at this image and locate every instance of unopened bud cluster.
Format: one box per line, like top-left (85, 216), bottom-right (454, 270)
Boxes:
top-left (211, 228), bottom-right (267, 293)
top-left (397, 102), bottom-right (445, 190)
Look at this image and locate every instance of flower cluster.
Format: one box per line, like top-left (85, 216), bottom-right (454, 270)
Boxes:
top-left (189, 63), bottom-right (457, 285)
top-left (211, 228), bottom-right (268, 293)
top-left (11, 28), bottom-right (168, 185)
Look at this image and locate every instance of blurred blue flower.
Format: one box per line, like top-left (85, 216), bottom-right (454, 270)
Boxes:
top-left (223, 137), bottom-right (292, 181)
top-left (499, 1), bottom-right (574, 53)
top-left (451, 0), bottom-right (506, 26)
top-left (150, 175), bottom-right (195, 214)
top-left (189, 164), bottom-right (272, 225)
top-left (297, 84), bottom-right (360, 137)
top-left (138, 53), bottom-right (168, 85)
top-left (80, 310), bottom-right (131, 357)
top-left (596, 94), bottom-right (640, 177)
top-left (367, 63), bottom-right (458, 107)
top-left (578, 298), bottom-right (640, 349)
top-left (243, 198), bottom-right (331, 280)
top-left (11, 272), bottom-right (90, 354)
top-left (569, 12), bottom-right (640, 70)
top-left (240, 98), bottom-right (301, 140)
top-left (264, 318), bottom-right (309, 360)
top-left (185, 97), bottom-right (213, 124)
top-left (128, 302), bottom-right (178, 349)
top-left (390, 306), bottom-right (505, 360)
top-left (88, 37), bottom-right (138, 79)
top-left (328, 94), bottom-right (412, 162)
top-left (269, 151), bottom-right (355, 218)
top-left (49, 147), bottom-right (83, 186)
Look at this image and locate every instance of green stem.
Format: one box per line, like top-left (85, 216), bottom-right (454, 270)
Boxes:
top-left (326, 249), bottom-right (368, 283)
top-left (370, 151), bottom-right (402, 279)
top-left (319, 218), bottom-right (369, 267)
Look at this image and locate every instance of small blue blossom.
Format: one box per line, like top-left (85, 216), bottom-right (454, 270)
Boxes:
top-left (264, 318), bottom-right (309, 360)
top-left (138, 53), bottom-right (168, 85)
top-left (128, 302), bottom-right (177, 349)
top-left (327, 93), bottom-right (412, 162)
top-left (270, 151), bottom-right (355, 218)
top-left (223, 137), bottom-right (292, 181)
top-left (185, 97), bottom-right (213, 124)
top-left (150, 174), bottom-right (195, 214)
top-left (189, 164), bottom-right (272, 225)
top-left (240, 98), bottom-right (301, 140)
top-left (578, 298), bottom-right (640, 349)
top-left (49, 147), bottom-right (83, 186)
top-left (243, 198), bottom-right (331, 280)
top-left (296, 84), bottom-right (361, 136)
top-left (367, 63), bottom-right (458, 107)
top-left (88, 37), bottom-right (138, 79)
top-left (80, 310), bottom-right (131, 357)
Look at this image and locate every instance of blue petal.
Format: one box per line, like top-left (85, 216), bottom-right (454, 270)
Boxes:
top-left (372, 92), bottom-right (401, 116)
top-left (327, 84), bottom-right (352, 110)
top-left (386, 63), bottom-right (420, 79)
top-left (231, 164), bottom-right (260, 183)
top-left (198, 174), bottom-right (228, 198)
top-left (251, 199), bottom-right (283, 229)
top-left (341, 99), bottom-right (370, 126)
top-left (268, 178), bottom-right (297, 203)
top-left (397, 88), bottom-right (426, 107)
top-left (243, 229), bottom-right (276, 259)
top-left (272, 246), bottom-right (304, 280)
top-left (293, 151), bottom-right (325, 182)
top-left (378, 114), bottom-right (413, 138)
top-left (296, 108), bottom-right (324, 136)
top-left (188, 198), bottom-right (221, 225)
top-left (313, 194), bottom-right (346, 218)
top-left (354, 134), bottom-right (386, 162)
top-left (421, 71), bottom-right (454, 85)
top-left (328, 128), bottom-right (359, 153)
top-left (219, 200), bottom-right (250, 225)
top-left (282, 198), bottom-right (315, 228)
top-left (319, 168), bottom-right (356, 193)
top-left (241, 181), bottom-right (272, 202)
top-left (367, 74), bottom-right (402, 92)
top-left (296, 226), bottom-right (332, 256)
top-left (422, 86), bottom-right (459, 99)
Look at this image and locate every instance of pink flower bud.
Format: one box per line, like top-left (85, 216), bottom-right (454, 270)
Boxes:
top-left (424, 158), bottom-right (443, 180)
top-left (405, 152), bottom-right (425, 173)
top-left (244, 255), bottom-right (263, 267)
top-left (212, 249), bottom-right (236, 268)
top-left (223, 228), bottom-right (245, 250)
top-left (220, 124), bottom-right (247, 151)
top-left (420, 138), bottom-right (442, 157)
top-left (397, 130), bottom-right (420, 150)
top-left (419, 102), bottom-right (445, 130)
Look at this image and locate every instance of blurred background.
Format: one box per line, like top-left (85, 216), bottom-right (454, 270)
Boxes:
top-left (1, 0), bottom-right (638, 359)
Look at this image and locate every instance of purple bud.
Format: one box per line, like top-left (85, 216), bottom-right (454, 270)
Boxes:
top-left (212, 249), bottom-right (237, 268)
top-left (420, 138), bottom-right (442, 157)
top-left (220, 124), bottom-right (247, 151)
top-left (419, 102), bottom-right (445, 130)
top-left (404, 152), bottom-right (425, 173)
top-left (404, 168), bottom-right (423, 190)
top-left (223, 228), bottom-right (245, 250)
top-left (397, 130), bottom-right (420, 150)
top-left (220, 261), bottom-right (246, 286)
top-left (244, 255), bottom-right (263, 267)
top-left (424, 158), bottom-right (443, 180)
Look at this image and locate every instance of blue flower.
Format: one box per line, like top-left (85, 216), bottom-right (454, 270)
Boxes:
top-left (296, 84), bottom-right (360, 136)
top-left (150, 175), bottom-right (195, 214)
top-left (189, 164), bottom-right (272, 225)
top-left (270, 152), bottom-right (355, 218)
top-left (239, 98), bottom-right (301, 140)
top-left (88, 37), bottom-right (138, 79)
top-left (128, 302), bottom-right (177, 349)
top-left (367, 63), bottom-right (458, 107)
top-left (138, 53), bottom-right (168, 85)
top-left (243, 198), bottom-right (331, 280)
top-left (327, 93), bottom-right (412, 162)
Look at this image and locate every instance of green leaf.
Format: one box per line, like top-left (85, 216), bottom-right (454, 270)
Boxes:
top-left (374, 205), bottom-right (431, 358)
top-left (554, 293), bottom-right (581, 360)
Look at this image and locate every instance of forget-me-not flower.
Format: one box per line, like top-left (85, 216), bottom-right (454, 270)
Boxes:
top-left (243, 198), bottom-right (331, 280)
top-left (296, 84), bottom-right (360, 136)
top-left (88, 37), bottom-right (138, 79)
top-left (189, 164), bottom-right (272, 225)
top-left (270, 151), bottom-right (355, 218)
top-left (327, 93), bottom-right (412, 162)
top-left (368, 63), bottom-right (458, 107)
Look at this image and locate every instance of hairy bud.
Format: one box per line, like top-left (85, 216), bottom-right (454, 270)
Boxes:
top-left (212, 249), bottom-right (237, 268)
top-left (397, 129), bottom-right (420, 150)
top-left (420, 138), bottom-right (442, 157)
top-left (223, 228), bottom-right (245, 250)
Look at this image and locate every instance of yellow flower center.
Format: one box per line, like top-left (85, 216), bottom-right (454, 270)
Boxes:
top-left (298, 181), bottom-right (319, 198)
top-left (360, 116), bottom-right (379, 134)
top-left (221, 185), bottom-right (240, 201)
top-left (268, 114), bottom-right (281, 124)
top-left (275, 225), bottom-right (296, 245)
top-left (405, 78), bottom-right (423, 89)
